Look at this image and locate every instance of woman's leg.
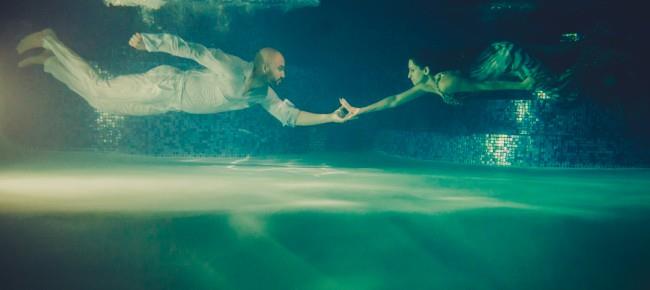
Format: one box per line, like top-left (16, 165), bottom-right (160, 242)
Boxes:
top-left (470, 41), bottom-right (565, 99)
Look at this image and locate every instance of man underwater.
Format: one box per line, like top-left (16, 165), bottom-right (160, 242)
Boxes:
top-left (17, 29), bottom-right (350, 126)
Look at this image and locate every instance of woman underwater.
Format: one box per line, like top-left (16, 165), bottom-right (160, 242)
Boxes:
top-left (340, 41), bottom-right (569, 118)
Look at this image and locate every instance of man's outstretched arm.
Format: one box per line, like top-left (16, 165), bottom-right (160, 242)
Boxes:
top-left (129, 32), bottom-right (227, 74)
top-left (260, 90), bottom-right (347, 127)
top-left (294, 109), bottom-right (346, 126)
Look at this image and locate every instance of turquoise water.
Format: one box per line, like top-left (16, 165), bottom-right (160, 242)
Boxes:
top-left (1, 151), bottom-right (649, 289)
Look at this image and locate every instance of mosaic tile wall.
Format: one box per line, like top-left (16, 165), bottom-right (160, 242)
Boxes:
top-left (2, 37), bottom-right (645, 167)
top-left (373, 131), bottom-right (641, 167)
top-left (42, 102), bottom-right (312, 157)
top-left (371, 98), bottom-right (648, 167)
top-left (4, 70), bottom-right (647, 167)
top-left (1, 54), bottom-right (322, 157)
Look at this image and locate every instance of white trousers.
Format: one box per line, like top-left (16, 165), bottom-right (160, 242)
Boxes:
top-left (42, 35), bottom-right (183, 115)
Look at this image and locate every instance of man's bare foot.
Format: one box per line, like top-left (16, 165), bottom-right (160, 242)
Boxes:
top-left (16, 28), bottom-right (56, 55)
top-left (18, 49), bottom-right (53, 68)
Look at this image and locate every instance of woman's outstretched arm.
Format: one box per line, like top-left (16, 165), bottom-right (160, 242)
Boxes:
top-left (340, 85), bottom-right (427, 119)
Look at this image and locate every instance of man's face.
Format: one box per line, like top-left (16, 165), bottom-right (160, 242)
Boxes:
top-left (266, 54), bottom-right (286, 86)
top-left (407, 59), bottom-right (428, 86)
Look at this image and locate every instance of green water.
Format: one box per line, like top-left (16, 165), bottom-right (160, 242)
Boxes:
top-left (1, 151), bottom-right (649, 289)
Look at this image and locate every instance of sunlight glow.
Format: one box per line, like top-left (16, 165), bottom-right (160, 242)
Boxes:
top-left (0, 158), bottom-right (528, 214)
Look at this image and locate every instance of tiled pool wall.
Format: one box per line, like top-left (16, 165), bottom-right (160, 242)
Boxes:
top-left (2, 47), bottom-right (647, 167)
top-left (372, 98), bottom-right (648, 167)
top-left (1, 57), bottom-right (337, 157)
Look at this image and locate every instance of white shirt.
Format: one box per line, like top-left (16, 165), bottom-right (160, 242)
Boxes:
top-left (141, 33), bottom-right (300, 126)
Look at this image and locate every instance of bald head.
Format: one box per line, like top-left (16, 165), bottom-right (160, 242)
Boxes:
top-left (254, 48), bottom-right (282, 66)
top-left (253, 47), bottom-right (286, 86)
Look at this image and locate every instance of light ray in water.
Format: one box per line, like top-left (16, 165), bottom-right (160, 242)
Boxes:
top-left (2, 152), bottom-right (648, 218)
top-left (103, 0), bottom-right (320, 28)
top-left (0, 164), bottom-right (529, 214)
top-left (104, 0), bottom-right (320, 11)
top-left (104, 0), bottom-right (167, 9)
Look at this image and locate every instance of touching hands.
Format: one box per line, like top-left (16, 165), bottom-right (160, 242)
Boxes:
top-left (327, 98), bottom-right (361, 123)
top-left (128, 33), bottom-right (146, 50)
top-left (338, 98), bottom-right (361, 121)
top-left (329, 105), bottom-right (350, 123)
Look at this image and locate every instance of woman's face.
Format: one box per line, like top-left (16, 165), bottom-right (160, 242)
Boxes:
top-left (407, 59), bottom-right (429, 86)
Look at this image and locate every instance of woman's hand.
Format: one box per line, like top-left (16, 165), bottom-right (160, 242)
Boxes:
top-left (329, 106), bottom-right (348, 123)
top-left (339, 98), bottom-right (361, 121)
top-left (128, 33), bottom-right (145, 50)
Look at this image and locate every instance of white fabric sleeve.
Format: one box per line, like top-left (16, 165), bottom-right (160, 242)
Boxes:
top-left (259, 88), bottom-right (300, 127)
top-left (140, 33), bottom-right (228, 75)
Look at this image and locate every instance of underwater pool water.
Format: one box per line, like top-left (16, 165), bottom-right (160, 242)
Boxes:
top-left (1, 151), bottom-right (649, 289)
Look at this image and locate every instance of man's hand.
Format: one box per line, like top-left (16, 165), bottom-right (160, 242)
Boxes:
top-left (338, 98), bottom-right (361, 121)
top-left (329, 100), bottom-right (361, 124)
top-left (128, 33), bottom-right (146, 50)
top-left (329, 105), bottom-right (349, 123)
